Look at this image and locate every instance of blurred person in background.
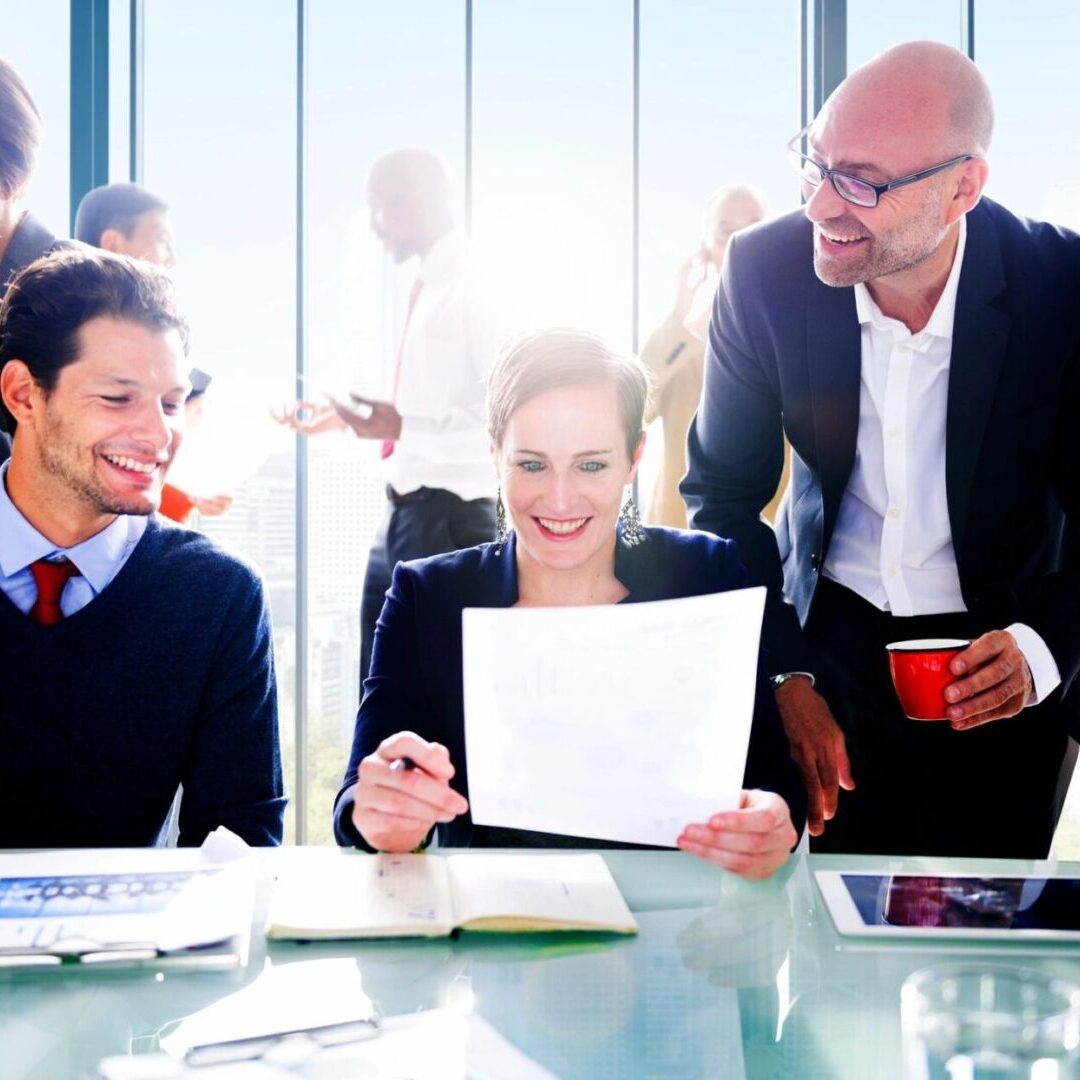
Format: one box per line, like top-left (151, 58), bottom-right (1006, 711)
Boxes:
top-left (641, 186), bottom-right (786, 527)
top-left (276, 149), bottom-right (506, 690)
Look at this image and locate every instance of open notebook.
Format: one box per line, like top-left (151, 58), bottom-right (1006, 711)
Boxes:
top-left (267, 852), bottom-right (638, 939)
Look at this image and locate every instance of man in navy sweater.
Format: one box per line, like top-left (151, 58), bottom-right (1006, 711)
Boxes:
top-left (0, 248), bottom-right (286, 847)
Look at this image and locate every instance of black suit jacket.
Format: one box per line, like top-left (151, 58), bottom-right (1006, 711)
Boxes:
top-left (333, 528), bottom-right (806, 848)
top-left (682, 198), bottom-right (1080, 705)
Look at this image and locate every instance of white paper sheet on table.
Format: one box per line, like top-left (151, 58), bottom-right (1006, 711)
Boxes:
top-left (463, 586), bottom-right (766, 846)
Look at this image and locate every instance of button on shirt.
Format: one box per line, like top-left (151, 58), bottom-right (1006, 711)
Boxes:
top-left (387, 229), bottom-right (506, 501)
top-left (822, 216), bottom-right (1060, 704)
top-left (0, 461), bottom-right (146, 617)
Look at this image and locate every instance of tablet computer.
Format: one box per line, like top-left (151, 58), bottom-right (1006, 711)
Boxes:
top-left (815, 871), bottom-right (1080, 942)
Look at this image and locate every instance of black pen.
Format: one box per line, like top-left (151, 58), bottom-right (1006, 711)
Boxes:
top-left (389, 756), bottom-right (417, 773)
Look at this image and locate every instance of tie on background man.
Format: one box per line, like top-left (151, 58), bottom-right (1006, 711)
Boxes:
top-left (380, 277), bottom-right (424, 460)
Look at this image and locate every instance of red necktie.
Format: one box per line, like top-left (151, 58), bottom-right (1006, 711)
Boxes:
top-left (381, 277), bottom-right (425, 460)
top-left (29, 558), bottom-right (82, 626)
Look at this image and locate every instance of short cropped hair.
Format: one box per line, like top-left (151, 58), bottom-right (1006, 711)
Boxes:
top-left (0, 59), bottom-right (42, 198)
top-left (74, 182), bottom-right (169, 246)
top-left (0, 248), bottom-right (190, 432)
top-left (487, 328), bottom-right (649, 459)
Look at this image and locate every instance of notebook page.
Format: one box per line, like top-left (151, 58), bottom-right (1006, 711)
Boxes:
top-left (447, 853), bottom-right (637, 933)
top-left (267, 852), bottom-right (454, 939)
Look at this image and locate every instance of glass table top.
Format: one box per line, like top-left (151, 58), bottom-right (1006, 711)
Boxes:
top-left (3, 847), bottom-right (1080, 1079)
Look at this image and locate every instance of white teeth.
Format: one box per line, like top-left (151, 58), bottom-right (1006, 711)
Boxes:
top-left (821, 232), bottom-right (863, 244)
top-left (104, 454), bottom-right (157, 475)
top-left (539, 518), bottom-right (586, 535)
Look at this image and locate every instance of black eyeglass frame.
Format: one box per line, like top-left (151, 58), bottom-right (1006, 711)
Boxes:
top-left (786, 128), bottom-right (976, 209)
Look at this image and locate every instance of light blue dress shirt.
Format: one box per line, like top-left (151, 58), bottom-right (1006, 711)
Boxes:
top-left (0, 461), bottom-right (147, 616)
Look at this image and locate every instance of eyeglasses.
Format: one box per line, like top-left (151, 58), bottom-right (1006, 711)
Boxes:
top-left (787, 128), bottom-right (975, 209)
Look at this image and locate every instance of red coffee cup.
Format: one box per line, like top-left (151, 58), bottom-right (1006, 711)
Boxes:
top-left (886, 638), bottom-right (970, 721)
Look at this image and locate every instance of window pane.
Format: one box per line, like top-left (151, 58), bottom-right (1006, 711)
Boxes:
top-left (637, 0), bottom-right (800, 524)
top-left (0, 0), bottom-right (71, 235)
top-left (304, 1), bottom-right (466, 844)
top-left (975, 2), bottom-right (1080, 227)
top-left (847, 1), bottom-right (965, 70)
top-left (472, 0), bottom-right (634, 344)
top-left (141, 0), bottom-right (299, 838)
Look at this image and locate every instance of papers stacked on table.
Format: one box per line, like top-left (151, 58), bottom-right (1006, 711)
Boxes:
top-left (0, 827), bottom-right (255, 968)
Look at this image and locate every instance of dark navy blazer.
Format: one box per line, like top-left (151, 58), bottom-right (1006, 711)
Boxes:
top-left (682, 198), bottom-right (1080, 707)
top-left (333, 527), bottom-right (806, 848)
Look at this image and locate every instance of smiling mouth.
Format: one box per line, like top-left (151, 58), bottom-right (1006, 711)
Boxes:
top-left (102, 452), bottom-right (163, 478)
top-left (536, 516), bottom-right (588, 537)
top-left (818, 229), bottom-right (869, 247)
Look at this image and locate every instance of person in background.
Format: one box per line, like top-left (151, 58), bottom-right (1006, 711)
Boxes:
top-left (682, 41), bottom-right (1080, 858)
top-left (0, 58), bottom-right (71, 464)
top-left (73, 181), bottom-right (176, 269)
top-left (333, 328), bottom-right (805, 881)
top-left (276, 148), bottom-right (504, 689)
top-left (74, 181), bottom-right (231, 523)
top-left (641, 186), bottom-right (780, 528)
top-left (0, 248), bottom-right (285, 846)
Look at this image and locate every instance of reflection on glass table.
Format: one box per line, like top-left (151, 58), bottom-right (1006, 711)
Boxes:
top-left (4, 849), bottom-right (1080, 1079)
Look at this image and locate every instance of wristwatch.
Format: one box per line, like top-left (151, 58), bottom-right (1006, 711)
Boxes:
top-left (771, 672), bottom-right (814, 689)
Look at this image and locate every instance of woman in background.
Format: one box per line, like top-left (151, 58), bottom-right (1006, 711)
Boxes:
top-left (333, 328), bottom-right (804, 879)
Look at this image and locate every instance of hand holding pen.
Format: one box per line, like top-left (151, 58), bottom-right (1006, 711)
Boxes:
top-left (353, 731), bottom-right (469, 853)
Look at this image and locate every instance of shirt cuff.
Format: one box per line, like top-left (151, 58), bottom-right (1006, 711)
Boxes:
top-left (1006, 622), bottom-right (1061, 706)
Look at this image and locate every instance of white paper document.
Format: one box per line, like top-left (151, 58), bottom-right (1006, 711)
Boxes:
top-left (0, 828), bottom-right (255, 965)
top-left (463, 586), bottom-right (766, 846)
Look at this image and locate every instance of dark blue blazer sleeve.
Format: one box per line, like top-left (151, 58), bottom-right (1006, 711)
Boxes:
top-left (333, 562), bottom-right (448, 848)
top-left (710, 540), bottom-right (807, 838)
top-left (681, 232), bottom-right (810, 675)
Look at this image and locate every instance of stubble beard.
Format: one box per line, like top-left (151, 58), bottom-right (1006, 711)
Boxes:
top-left (812, 191), bottom-right (951, 289)
top-left (38, 416), bottom-right (159, 519)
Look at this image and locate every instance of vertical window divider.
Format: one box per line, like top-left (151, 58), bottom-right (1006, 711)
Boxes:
top-left (70, 0), bottom-right (110, 231)
top-left (129, 0), bottom-right (144, 182)
top-left (631, 0), bottom-right (640, 358)
top-left (294, 0), bottom-right (309, 845)
top-left (465, 0), bottom-right (473, 233)
top-left (812, 0), bottom-right (846, 115)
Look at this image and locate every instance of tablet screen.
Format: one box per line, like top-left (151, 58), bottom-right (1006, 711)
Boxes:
top-left (839, 874), bottom-right (1080, 932)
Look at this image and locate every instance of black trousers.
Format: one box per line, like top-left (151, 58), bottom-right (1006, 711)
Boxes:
top-left (807, 577), bottom-right (1077, 859)
top-left (359, 487), bottom-right (496, 694)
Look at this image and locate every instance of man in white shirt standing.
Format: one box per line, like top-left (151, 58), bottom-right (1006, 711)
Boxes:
top-left (682, 41), bottom-right (1080, 858)
top-left (279, 149), bottom-right (501, 686)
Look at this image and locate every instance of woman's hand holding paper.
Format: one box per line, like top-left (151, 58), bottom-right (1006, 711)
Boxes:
top-left (676, 790), bottom-right (797, 880)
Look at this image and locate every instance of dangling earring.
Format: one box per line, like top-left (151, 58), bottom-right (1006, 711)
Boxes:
top-left (618, 489), bottom-right (646, 547)
top-left (494, 487), bottom-right (510, 551)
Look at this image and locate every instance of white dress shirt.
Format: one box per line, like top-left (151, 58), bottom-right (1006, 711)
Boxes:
top-left (0, 461), bottom-right (146, 616)
top-left (388, 229), bottom-right (506, 501)
top-left (822, 216), bottom-right (1060, 704)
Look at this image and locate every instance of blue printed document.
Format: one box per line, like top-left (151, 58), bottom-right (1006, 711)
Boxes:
top-left (0, 829), bottom-right (255, 966)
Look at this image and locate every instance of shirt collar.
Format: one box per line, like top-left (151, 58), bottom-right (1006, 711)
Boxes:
top-left (417, 228), bottom-right (467, 289)
top-left (853, 213), bottom-right (968, 341)
top-left (0, 460), bottom-right (139, 592)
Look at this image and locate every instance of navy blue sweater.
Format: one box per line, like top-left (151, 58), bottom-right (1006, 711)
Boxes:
top-left (0, 518), bottom-right (286, 847)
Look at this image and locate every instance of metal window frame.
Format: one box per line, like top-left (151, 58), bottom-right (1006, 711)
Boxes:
top-left (69, 0), bottom-right (111, 231)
